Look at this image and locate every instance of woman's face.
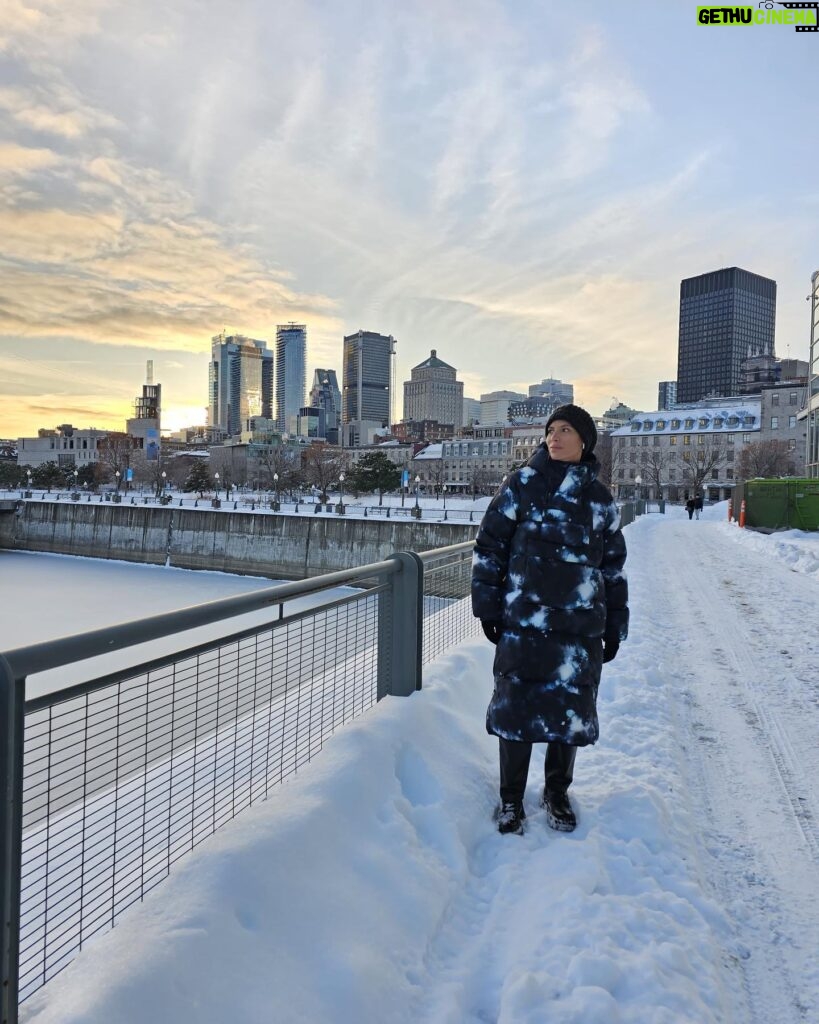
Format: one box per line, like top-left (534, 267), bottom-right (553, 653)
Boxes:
top-left (545, 420), bottom-right (583, 463)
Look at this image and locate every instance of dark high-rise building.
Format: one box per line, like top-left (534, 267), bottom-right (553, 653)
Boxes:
top-left (676, 267), bottom-right (776, 404)
top-left (309, 368), bottom-right (341, 443)
top-left (342, 330), bottom-right (395, 446)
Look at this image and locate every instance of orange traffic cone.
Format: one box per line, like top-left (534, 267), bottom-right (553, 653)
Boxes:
top-left (739, 499), bottom-right (746, 528)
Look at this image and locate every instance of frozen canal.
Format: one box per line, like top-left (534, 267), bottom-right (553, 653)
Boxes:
top-left (0, 550), bottom-right (324, 698)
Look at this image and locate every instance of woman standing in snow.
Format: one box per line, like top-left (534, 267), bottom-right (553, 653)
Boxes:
top-left (471, 404), bottom-right (629, 835)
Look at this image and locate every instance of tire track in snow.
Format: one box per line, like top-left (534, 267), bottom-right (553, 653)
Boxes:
top-left (640, 518), bottom-right (819, 1023)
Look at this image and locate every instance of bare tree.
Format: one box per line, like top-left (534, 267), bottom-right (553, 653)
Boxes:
top-left (257, 444), bottom-right (301, 494)
top-left (737, 440), bottom-right (790, 480)
top-left (469, 465), bottom-right (492, 497)
top-left (644, 447), bottom-right (671, 498)
top-left (98, 432), bottom-right (138, 490)
top-left (681, 437), bottom-right (725, 495)
top-left (302, 445), bottom-right (345, 501)
top-left (425, 457), bottom-right (444, 495)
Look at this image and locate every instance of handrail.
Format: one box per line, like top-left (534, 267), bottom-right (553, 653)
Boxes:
top-left (2, 557), bottom-right (400, 681)
top-left (417, 540), bottom-right (475, 563)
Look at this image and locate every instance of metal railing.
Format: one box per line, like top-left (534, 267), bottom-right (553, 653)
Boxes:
top-left (0, 541), bottom-right (476, 1022)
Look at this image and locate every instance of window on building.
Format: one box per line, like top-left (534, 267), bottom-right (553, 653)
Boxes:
top-left (789, 415), bottom-right (796, 428)
top-left (699, 418), bottom-right (709, 428)
top-left (683, 435), bottom-right (691, 445)
top-left (656, 419), bottom-right (666, 430)
top-left (711, 469), bottom-right (719, 479)
top-left (771, 417), bottom-right (779, 429)
top-left (726, 434), bottom-right (735, 445)
top-left (684, 418), bottom-right (694, 429)
top-left (670, 419), bottom-right (681, 430)
top-left (726, 468), bottom-right (733, 479)
top-left (629, 469), bottom-right (635, 479)
top-left (713, 418), bottom-right (723, 428)
top-left (790, 392), bottom-right (798, 406)
top-left (697, 435), bottom-right (705, 445)
top-left (669, 436), bottom-right (677, 446)
top-left (641, 436), bottom-right (648, 446)
top-left (683, 452), bottom-right (690, 462)
top-left (788, 439), bottom-right (796, 450)
top-left (726, 449), bottom-right (734, 461)
top-left (771, 394), bottom-right (779, 407)
top-left (618, 469), bottom-right (625, 480)
top-left (668, 469), bottom-right (676, 480)
top-left (742, 433), bottom-right (752, 444)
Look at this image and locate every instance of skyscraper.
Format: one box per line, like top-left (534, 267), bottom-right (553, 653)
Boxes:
top-left (309, 368), bottom-right (341, 443)
top-left (275, 323), bottom-right (307, 433)
top-left (676, 267), bottom-right (776, 404)
top-left (342, 330), bottom-right (396, 446)
top-left (657, 381), bottom-right (677, 409)
top-left (402, 350), bottom-right (464, 426)
top-left (209, 334), bottom-right (273, 437)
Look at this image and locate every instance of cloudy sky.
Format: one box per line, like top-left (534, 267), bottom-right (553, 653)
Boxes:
top-left (1, 0), bottom-right (817, 437)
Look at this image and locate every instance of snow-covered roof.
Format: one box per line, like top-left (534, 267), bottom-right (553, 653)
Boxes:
top-left (413, 443), bottom-right (443, 460)
top-left (611, 402), bottom-right (762, 436)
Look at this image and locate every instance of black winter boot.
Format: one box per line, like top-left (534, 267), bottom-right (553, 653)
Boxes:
top-left (541, 743), bottom-right (578, 832)
top-left (540, 789), bottom-right (576, 832)
top-left (494, 801), bottom-right (526, 835)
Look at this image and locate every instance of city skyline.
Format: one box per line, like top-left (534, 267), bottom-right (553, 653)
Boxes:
top-left (1, 2), bottom-right (817, 438)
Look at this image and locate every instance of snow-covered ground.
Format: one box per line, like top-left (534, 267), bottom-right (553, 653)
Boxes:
top-left (4, 510), bottom-right (819, 1024)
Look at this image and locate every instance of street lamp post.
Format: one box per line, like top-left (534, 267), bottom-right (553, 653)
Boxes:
top-left (161, 470), bottom-right (166, 498)
top-left (442, 483), bottom-right (447, 511)
top-left (26, 470), bottom-right (32, 495)
top-left (114, 470), bottom-right (120, 494)
top-left (336, 473), bottom-right (345, 515)
top-left (273, 472), bottom-right (280, 511)
top-left (214, 472), bottom-right (220, 498)
top-left (413, 475), bottom-right (421, 518)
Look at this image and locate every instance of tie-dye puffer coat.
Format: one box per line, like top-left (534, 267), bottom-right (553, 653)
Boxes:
top-left (471, 444), bottom-right (628, 746)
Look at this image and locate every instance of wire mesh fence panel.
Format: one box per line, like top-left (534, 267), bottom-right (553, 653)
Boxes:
top-left (421, 548), bottom-right (481, 665)
top-left (17, 591), bottom-right (380, 1002)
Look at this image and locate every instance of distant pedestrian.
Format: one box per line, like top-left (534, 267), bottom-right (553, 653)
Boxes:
top-left (472, 404), bottom-right (629, 836)
top-left (686, 497), bottom-right (695, 520)
top-left (694, 492), bottom-right (703, 520)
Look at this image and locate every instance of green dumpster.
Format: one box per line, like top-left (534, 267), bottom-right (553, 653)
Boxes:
top-left (743, 478), bottom-right (819, 531)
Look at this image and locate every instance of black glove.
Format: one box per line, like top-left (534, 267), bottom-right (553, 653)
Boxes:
top-left (481, 621), bottom-right (502, 645)
top-left (602, 639), bottom-right (620, 664)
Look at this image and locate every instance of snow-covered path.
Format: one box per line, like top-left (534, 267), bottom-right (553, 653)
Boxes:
top-left (642, 517), bottom-right (819, 1021)
top-left (7, 513), bottom-right (819, 1024)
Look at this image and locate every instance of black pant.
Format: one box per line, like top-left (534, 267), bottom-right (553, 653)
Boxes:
top-left (499, 738), bottom-right (577, 804)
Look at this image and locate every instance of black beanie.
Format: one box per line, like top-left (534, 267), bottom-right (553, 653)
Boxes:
top-left (544, 404), bottom-right (598, 455)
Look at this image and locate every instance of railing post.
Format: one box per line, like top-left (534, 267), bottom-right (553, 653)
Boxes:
top-left (378, 553), bottom-right (423, 700)
top-left (0, 655), bottom-right (23, 1024)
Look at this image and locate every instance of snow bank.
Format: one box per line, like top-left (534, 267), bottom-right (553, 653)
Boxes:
top-left (20, 591), bottom-right (737, 1023)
